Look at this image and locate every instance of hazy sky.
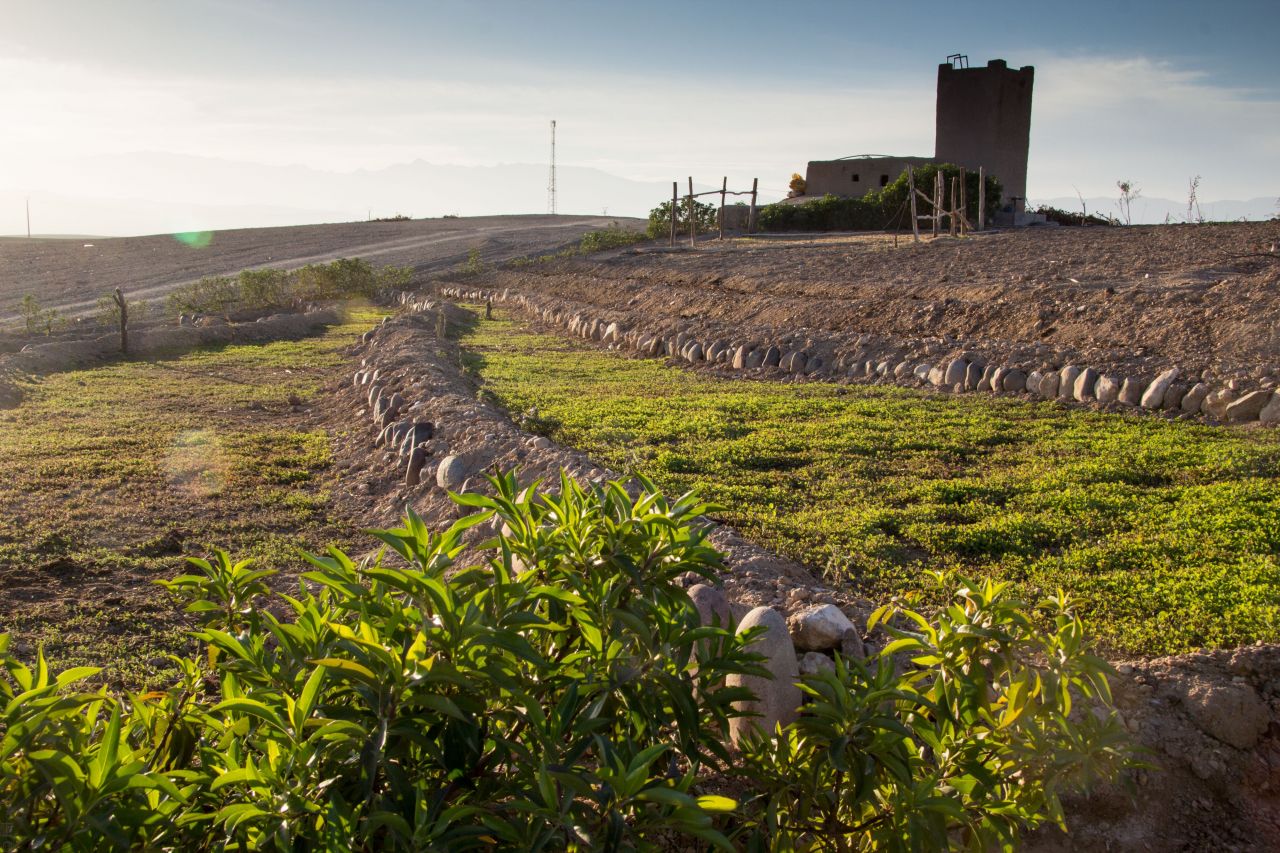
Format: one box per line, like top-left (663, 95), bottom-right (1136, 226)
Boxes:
top-left (2, 0), bottom-right (1278, 231)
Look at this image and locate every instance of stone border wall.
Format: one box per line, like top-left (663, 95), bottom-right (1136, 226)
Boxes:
top-left (439, 284), bottom-right (1280, 428)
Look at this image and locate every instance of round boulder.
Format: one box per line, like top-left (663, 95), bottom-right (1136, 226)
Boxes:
top-left (436, 454), bottom-right (467, 490)
top-left (788, 603), bottom-right (855, 652)
top-left (727, 607), bottom-right (802, 744)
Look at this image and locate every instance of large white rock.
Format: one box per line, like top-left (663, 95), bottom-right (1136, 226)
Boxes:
top-left (1073, 368), bottom-right (1099, 402)
top-left (1095, 374), bottom-right (1121, 404)
top-left (1141, 368), bottom-right (1180, 409)
top-left (1259, 392), bottom-right (1280, 426)
top-left (1058, 366), bottom-right (1081, 400)
top-left (1038, 371), bottom-right (1060, 399)
top-left (788, 603), bottom-right (855, 652)
top-left (1001, 369), bottom-right (1027, 393)
top-left (727, 607), bottom-right (802, 744)
top-left (436, 454), bottom-right (467, 490)
top-left (1181, 383), bottom-right (1211, 414)
top-left (943, 358), bottom-right (968, 386)
top-left (1203, 388), bottom-right (1235, 420)
top-left (1117, 377), bottom-right (1144, 406)
top-left (1226, 390), bottom-right (1272, 423)
top-left (688, 584), bottom-right (733, 628)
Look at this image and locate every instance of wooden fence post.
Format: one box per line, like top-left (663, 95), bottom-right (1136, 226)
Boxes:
top-left (907, 167), bottom-right (920, 243)
top-left (978, 168), bottom-right (986, 231)
top-left (749, 178), bottom-right (758, 234)
top-left (112, 287), bottom-right (128, 354)
top-left (959, 168), bottom-right (968, 234)
top-left (670, 181), bottom-right (678, 247)
top-left (933, 171), bottom-right (942, 238)
top-left (719, 176), bottom-right (727, 240)
top-left (950, 176), bottom-right (958, 236)
top-left (687, 176), bottom-right (696, 248)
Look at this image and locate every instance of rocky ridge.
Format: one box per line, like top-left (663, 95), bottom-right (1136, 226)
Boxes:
top-left (438, 283), bottom-right (1280, 428)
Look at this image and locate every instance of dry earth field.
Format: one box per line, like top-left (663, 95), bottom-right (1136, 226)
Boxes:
top-left (493, 221), bottom-right (1280, 385)
top-left (0, 213), bottom-right (636, 322)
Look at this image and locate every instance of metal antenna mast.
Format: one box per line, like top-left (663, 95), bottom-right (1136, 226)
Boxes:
top-left (547, 120), bottom-right (557, 215)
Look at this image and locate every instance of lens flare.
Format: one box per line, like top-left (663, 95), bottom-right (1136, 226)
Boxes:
top-left (173, 231), bottom-right (214, 248)
top-left (163, 429), bottom-right (227, 497)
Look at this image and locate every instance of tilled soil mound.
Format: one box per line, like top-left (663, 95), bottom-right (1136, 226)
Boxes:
top-left (338, 295), bottom-right (1280, 851)
top-left (483, 222), bottom-right (1280, 392)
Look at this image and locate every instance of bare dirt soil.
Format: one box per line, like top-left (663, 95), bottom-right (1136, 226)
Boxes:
top-left (488, 222), bottom-right (1280, 387)
top-left (0, 214), bottom-right (638, 322)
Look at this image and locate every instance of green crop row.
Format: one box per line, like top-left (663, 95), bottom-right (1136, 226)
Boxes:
top-left (460, 310), bottom-right (1280, 656)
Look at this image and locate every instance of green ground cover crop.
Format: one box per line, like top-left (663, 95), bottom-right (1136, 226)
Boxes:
top-left (0, 308), bottom-right (384, 685)
top-left (461, 309), bottom-right (1280, 656)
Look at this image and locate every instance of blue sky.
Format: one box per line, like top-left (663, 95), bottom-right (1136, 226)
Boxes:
top-left (1, 0), bottom-right (1277, 230)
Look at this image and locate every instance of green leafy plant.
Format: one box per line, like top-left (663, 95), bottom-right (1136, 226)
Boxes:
top-left (735, 573), bottom-right (1134, 849)
top-left (163, 260), bottom-right (413, 316)
top-left (578, 225), bottom-right (647, 253)
top-left (1032, 204), bottom-right (1116, 227)
top-left (0, 473), bottom-right (762, 850)
top-left (459, 247), bottom-right (486, 276)
top-left (19, 293), bottom-right (64, 336)
top-left (0, 473), bottom-right (1133, 851)
top-left (647, 199), bottom-right (718, 239)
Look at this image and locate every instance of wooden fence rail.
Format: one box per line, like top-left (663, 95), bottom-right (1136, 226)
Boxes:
top-left (669, 176), bottom-right (759, 247)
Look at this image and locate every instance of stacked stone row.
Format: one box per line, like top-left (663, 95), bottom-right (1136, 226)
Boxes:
top-left (438, 285), bottom-right (1280, 427)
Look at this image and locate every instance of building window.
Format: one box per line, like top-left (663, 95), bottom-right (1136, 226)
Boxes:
top-left (880, 174), bottom-right (889, 186)
top-left (851, 173), bottom-right (860, 182)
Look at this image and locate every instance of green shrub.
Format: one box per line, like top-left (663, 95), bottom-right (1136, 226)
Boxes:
top-left (647, 199), bottom-right (718, 239)
top-left (578, 225), bottom-right (647, 253)
top-left (0, 474), bottom-right (761, 850)
top-left (294, 258), bottom-right (379, 301)
top-left (758, 193), bottom-right (888, 232)
top-left (1033, 204), bottom-right (1117, 227)
top-left (459, 247), bottom-right (485, 276)
top-left (165, 275), bottom-right (240, 316)
top-left (19, 293), bottom-right (65, 336)
top-left (0, 473), bottom-right (1133, 850)
top-left (736, 574), bottom-right (1133, 849)
top-left (164, 260), bottom-right (412, 316)
top-left (758, 164), bottom-right (1002, 233)
top-left (238, 268), bottom-right (292, 308)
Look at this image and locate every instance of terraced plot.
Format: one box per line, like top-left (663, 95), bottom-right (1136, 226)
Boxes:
top-left (461, 309), bottom-right (1280, 656)
top-left (0, 309), bottom-right (382, 684)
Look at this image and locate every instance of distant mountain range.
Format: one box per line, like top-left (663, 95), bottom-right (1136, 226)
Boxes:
top-left (2, 154), bottom-right (729, 237)
top-left (3, 152), bottom-right (1275, 236)
top-left (1030, 195), bottom-right (1279, 225)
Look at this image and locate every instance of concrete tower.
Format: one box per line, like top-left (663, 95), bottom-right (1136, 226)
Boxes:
top-left (934, 59), bottom-right (1034, 213)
